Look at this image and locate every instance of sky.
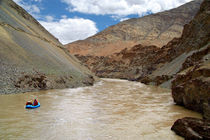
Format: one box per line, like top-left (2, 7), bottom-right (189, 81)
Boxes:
top-left (13, 0), bottom-right (193, 44)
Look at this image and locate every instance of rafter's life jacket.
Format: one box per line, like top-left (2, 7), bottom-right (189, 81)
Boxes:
top-left (33, 99), bottom-right (38, 106)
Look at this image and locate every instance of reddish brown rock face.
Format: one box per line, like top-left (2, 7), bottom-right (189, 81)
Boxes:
top-left (171, 0), bottom-right (210, 120)
top-left (171, 117), bottom-right (210, 140)
top-left (172, 63), bottom-right (210, 115)
top-left (66, 0), bottom-right (202, 56)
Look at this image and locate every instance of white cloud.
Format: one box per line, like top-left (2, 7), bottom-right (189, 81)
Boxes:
top-left (13, 0), bottom-right (41, 15)
top-left (61, 0), bottom-right (193, 16)
top-left (39, 18), bottom-right (98, 44)
top-left (13, 0), bottom-right (22, 3)
top-left (45, 15), bottom-right (54, 22)
top-left (61, 15), bottom-right (68, 19)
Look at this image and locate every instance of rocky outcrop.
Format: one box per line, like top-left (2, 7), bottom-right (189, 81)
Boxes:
top-left (172, 64), bottom-right (210, 114)
top-left (170, 0), bottom-right (210, 139)
top-left (171, 0), bottom-right (210, 120)
top-left (75, 44), bottom-right (161, 81)
top-left (172, 49), bottom-right (210, 118)
top-left (171, 117), bottom-right (210, 140)
top-left (66, 0), bottom-right (202, 56)
top-left (0, 0), bottom-right (96, 94)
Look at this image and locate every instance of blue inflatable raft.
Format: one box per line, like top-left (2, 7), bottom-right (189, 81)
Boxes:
top-left (25, 102), bottom-right (40, 109)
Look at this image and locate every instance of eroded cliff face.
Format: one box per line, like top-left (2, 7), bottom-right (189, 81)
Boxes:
top-left (0, 0), bottom-right (96, 94)
top-left (66, 0), bottom-right (202, 56)
top-left (170, 0), bottom-right (210, 139)
top-left (171, 0), bottom-right (210, 121)
top-left (172, 48), bottom-right (210, 118)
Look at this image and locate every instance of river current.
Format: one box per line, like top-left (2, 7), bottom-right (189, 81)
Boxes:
top-left (0, 79), bottom-right (201, 140)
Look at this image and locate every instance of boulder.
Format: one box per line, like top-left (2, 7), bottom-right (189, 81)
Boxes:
top-left (171, 117), bottom-right (210, 140)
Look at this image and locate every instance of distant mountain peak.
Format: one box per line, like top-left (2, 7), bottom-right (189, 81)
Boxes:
top-left (66, 0), bottom-right (203, 56)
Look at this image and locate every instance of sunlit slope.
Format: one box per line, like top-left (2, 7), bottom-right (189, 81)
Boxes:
top-left (66, 0), bottom-right (202, 56)
top-left (0, 0), bottom-right (95, 94)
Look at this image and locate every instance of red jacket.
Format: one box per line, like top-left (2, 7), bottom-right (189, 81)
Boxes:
top-left (33, 99), bottom-right (38, 106)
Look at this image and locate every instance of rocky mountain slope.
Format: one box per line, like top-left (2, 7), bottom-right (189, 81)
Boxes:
top-left (66, 0), bottom-right (202, 56)
top-left (171, 0), bottom-right (209, 119)
top-left (0, 0), bottom-right (96, 94)
top-left (75, 0), bottom-right (208, 89)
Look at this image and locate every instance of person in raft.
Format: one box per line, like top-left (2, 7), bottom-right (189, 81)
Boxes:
top-left (33, 99), bottom-right (38, 106)
top-left (26, 99), bottom-right (38, 106)
top-left (26, 100), bottom-right (33, 105)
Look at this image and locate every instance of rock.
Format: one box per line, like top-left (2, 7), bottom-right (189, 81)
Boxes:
top-left (170, 1), bottom-right (210, 139)
top-left (203, 102), bottom-right (210, 121)
top-left (171, 117), bottom-right (210, 140)
top-left (170, 0), bottom-right (210, 116)
top-left (172, 64), bottom-right (210, 116)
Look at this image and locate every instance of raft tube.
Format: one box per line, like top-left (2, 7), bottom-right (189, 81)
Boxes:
top-left (25, 102), bottom-right (40, 109)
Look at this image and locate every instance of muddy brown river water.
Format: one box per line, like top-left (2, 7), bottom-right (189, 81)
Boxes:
top-left (0, 79), bottom-right (201, 140)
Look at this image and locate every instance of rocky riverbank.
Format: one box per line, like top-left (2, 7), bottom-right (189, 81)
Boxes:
top-left (170, 1), bottom-right (210, 138)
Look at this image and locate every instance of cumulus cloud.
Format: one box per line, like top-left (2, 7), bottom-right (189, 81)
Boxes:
top-left (61, 0), bottom-right (193, 16)
top-left (39, 18), bottom-right (98, 44)
top-left (13, 0), bottom-right (41, 16)
top-left (45, 15), bottom-right (54, 22)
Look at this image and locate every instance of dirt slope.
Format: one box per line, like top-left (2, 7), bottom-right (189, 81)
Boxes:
top-left (0, 0), bottom-right (96, 94)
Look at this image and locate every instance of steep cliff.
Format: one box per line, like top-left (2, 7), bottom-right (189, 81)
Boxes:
top-left (0, 0), bottom-right (96, 94)
top-left (171, 0), bottom-right (210, 120)
top-left (66, 0), bottom-right (202, 56)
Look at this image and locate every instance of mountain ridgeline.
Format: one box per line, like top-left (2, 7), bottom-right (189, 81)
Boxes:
top-left (0, 0), bottom-right (96, 94)
top-left (66, 0), bottom-right (203, 56)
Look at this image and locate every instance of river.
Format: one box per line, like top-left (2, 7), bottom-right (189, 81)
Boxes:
top-left (0, 79), bottom-right (201, 140)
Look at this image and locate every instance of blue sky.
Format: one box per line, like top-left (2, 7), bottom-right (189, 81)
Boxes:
top-left (14, 0), bottom-right (192, 44)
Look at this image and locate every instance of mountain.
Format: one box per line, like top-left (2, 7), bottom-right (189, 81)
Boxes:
top-left (75, 0), bottom-right (209, 91)
top-left (66, 0), bottom-right (203, 56)
top-left (0, 0), bottom-right (96, 94)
